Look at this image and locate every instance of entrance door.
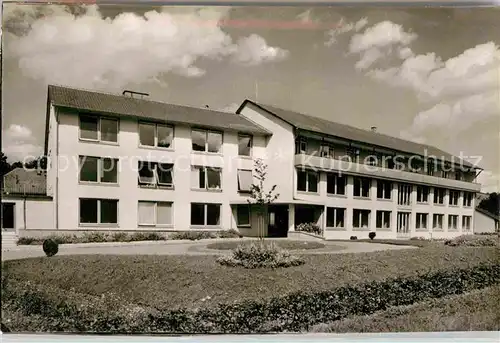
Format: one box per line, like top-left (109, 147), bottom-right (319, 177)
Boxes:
top-left (1, 203), bottom-right (15, 231)
top-left (397, 212), bottom-right (411, 238)
top-left (267, 205), bottom-right (289, 238)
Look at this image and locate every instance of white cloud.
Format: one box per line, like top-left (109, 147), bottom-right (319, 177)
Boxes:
top-left (297, 9), bottom-right (314, 24)
top-left (348, 21), bottom-right (417, 54)
top-left (232, 34), bottom-right (289, 66)
top-left (477, 170), bottom-right (500, 193)
top-left (398, 47), bottom-right (414, 59)
top-left (4, 4), bottom-right (288, 91)
top-left (325, 17), bottom-right (368, 46)
top-left (2, 124), bottom-right (43, 162)
top-left (355, 47), bottom-right (384, 70)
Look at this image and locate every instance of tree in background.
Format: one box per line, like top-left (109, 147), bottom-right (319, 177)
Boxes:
top-left (0, 152), bottom-right (12, 177)
top-left (478, 192), bottom-right (500, 217)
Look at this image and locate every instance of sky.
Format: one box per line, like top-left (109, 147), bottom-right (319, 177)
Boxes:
top-left (1, 3), bottom-right (499, 192)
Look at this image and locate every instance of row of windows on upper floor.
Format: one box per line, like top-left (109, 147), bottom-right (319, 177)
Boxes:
top-left (78, 114), bottom-right (254, 156)
top-left (297, 170), bottom-right (474, 207)
top-left (294, 136), bottom-right (476, 182)
top-left (78, 156), bottom-right (254, 193)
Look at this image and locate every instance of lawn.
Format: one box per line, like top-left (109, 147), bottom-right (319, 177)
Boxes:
top-left (206, 240), bottom-right (329, 250)
top-left (311, 286), bottom-right (500, 333)
top-left (3, 245), bottom-right (497, 311)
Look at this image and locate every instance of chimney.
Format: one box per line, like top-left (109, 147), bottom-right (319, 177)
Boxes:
top-left (122, 90), bottom-right (150, 99)
top-left (371, 126), bottom-right (377, 133)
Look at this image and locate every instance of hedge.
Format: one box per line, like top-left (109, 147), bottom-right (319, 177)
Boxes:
top-left (3, 263), bottom-right (499, 333)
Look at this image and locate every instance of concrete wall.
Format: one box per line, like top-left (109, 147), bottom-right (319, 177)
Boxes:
top-left (474, 210), bottom-right (499, 233)
top-left (51, 107), bottom-right (267, 232)
top-left (1, 197), bottom-right (54, 234)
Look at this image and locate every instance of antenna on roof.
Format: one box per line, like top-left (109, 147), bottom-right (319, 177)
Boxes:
top-left (122, 90), bottom-right (149, 99)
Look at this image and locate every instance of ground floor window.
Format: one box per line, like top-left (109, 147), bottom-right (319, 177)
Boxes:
top-left (462, 215), bottom-right (472, 232)
top-left (1, 203), bottom-right (15, 229)
top-left (326, 207), bottom-right (345, 228)
top-left (138, 201), bottom-right (173, 226)
top-left (353, 209), bottom-right (370, 229)
top-left (236, 205), bottom-right (250, 227)
top-left (376, 210), bottom-right (391, 229)
top-left (79, 198), bottom-right (118, 225)
top-left (416, 213), bottom-right (428, 230)
top-left (191, 203), bottom-right (221, 226)
top-left (433, 214), bottom-right (444, 230)
top-left (448, 215), bottom-right (458, 230)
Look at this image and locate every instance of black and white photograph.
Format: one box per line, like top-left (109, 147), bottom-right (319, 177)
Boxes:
top-left (1, 1), bottom-right (499, 338)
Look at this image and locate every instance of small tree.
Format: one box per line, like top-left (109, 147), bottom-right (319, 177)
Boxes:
top-left (248, 158), bottom-right (279, 241)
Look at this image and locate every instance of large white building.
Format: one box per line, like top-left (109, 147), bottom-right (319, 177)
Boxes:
top-left (2, 85), bottom-right (484, 241)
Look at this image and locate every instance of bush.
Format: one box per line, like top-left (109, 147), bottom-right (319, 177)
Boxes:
top-left (444, 235), bottom-right (497, 247)
top-left (350, 236), bottom-right (358, 240)
top-left (368, 232), bottom-right (376, 240)
top-left (296, 222), bottom-right (322, 236)
top-left (169, 231), bottom-right (217, 241)
top-left (3, 263), bottom-right (498, 333)
top-left (217, 229), bottom-right (243, 239)
top-left (42, 239), bottom-right (59, 257)
top-left (217, 242), bottom-right (305, 269)
top-left (129, 232), bottom-right (165, 242)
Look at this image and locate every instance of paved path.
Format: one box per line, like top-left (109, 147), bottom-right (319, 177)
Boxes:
top-left (1, 237), bottom-right (415, 261)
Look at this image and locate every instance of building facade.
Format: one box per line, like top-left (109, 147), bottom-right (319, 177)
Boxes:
top-left (8, 85), bottom-right (483, 240)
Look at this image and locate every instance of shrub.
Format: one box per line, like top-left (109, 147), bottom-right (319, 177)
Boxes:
top-left (217, 229), bottom-right (243, 239)
top-left (129, 232), bottom-right (165, 242)
top-left (296, 222), bottom-right (322, 236)
top-left (368, 232), bottom-right (376, 240)
top-left (17, 237), bottom-right (37, 245)
top-left (81, 232), bottom-right (108, 243)
top-left (3, 263), bottom-right (498, 333)
top-left (444, 235), bottom-right (497, 247)
top-left (217, 242), bottom-right (305, 269)
top-left (169, 231), bottom-right (217, 241)
top-left (42, 239), bottom-right (59, 257)
top-left (350, 236), bottom-right (357, 240)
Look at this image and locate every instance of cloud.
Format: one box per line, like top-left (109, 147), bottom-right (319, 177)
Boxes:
top-left (231, 34), bottom-right (289, 66)
top-left (477, 170), bottom-right (500, 193)
top-left (348, 21), bottom-right (417, 54)
top-left (2, 124), bottom-right (43, 162)
top-left (4, 4), bottom-right (289, 91)
top-left (325, 17), bottom-right (368, 46)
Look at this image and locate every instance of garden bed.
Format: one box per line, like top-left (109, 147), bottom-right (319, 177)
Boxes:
top-left (206, 240), bottom-right (327, 251)
top-left (311, 286), bottom-right (500, 333)
top-left (3, 245), bottom-right (496, 311)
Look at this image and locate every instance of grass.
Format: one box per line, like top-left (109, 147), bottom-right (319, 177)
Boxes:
top-left (206, 240), bottom-right (328, 251)
top-left (16, 229), bottom-right (242, 245)
top-left (310, 286), bottom-right (500, 333)
top-left (3, 245), bottom-right (497, 310)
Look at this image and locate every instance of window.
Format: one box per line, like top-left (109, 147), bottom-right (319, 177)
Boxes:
top-left (139, 122), bottom-right (174, 148)
top-left (79, 156), bottom-right (118, 184)
top-left (449, 190), bottom-right (459, 206)
top-left (433, 214), bottom-right (444, 230)
top-left (377, 180), bottom-right (392, 200)
top-left (320, 143), bottom-right (334, 158)
top-left (297, 169), bottom-right (318, 193)
top-left (455, 171), bottom-right (463, 181)
top-left (376, 211), bottom-right (391, 229)
top-left (386, 156), bottom-right (396, 169)
top-left (237, 205), bottom-right (250, 227)
top-left (463, 192), bottom-right (473, 207)
top-left (137, 162), bottom-right (174, 188)
top-left (237, 169), bottom-right (253, 192)
top-left (191, 203), bottom-right (221, 226)
top-left (353, 177), bottom-right (371, 198)
top-left (462, 216), bottom-right (472, 232)
top-left (191, 129), bottom-right (222, 153)
top-left (326, 173), bottom-right (346, 195)
top-left (326, 207), bottom-right (345, 228)
top-left (426, 162), bottom-right (435, 176)
top-left (442, 170), bottom-right (449, 179)
top-left (353, 209), bottom-right (370, 229)
top-left (416, 213), bottom-right (428, 230)
top-left (79, 115), bottom-right (118, 143)
top-left (448, 215), bottom-right (458, 230)
top-left (295, 137), bottom-right (307, 154)
top-left (347, 147), bottom-right (360, 161)
top-left (397, 183), bottom-right (412, 205)
top-left (416, 185), bottom-right (429, 203)
top-left (138, 201), bottom-right (173, 226)
top-left (434, 188), bottom-right (445, 205)
top-left (366, 155), bottom-right (377, 166)
top-left (191, 166), bottom-right (222, 190)
top-left (79, 198), bottom-right (118, 225)
top-left (238, 134), bottom-right (253, 156)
